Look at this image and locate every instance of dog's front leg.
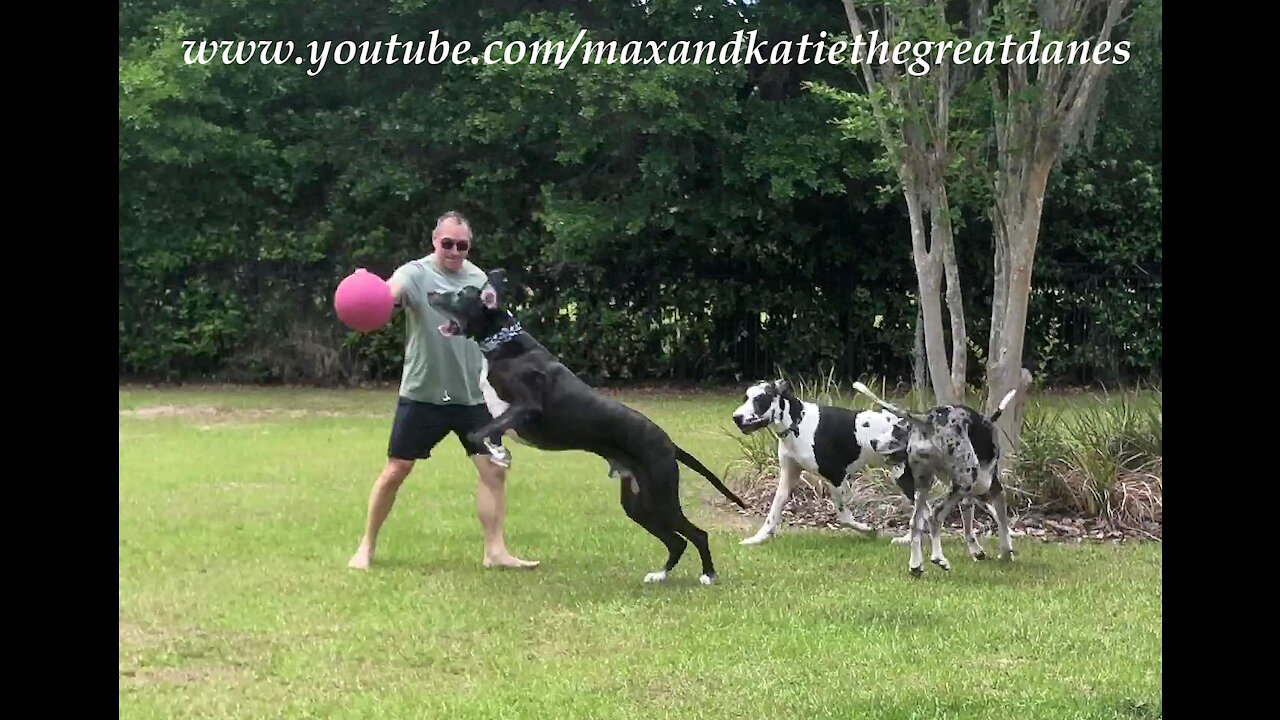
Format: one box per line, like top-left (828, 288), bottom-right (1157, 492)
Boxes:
top-left (891, 464), bottom-right (922, 546)
top-left (832, 480), bottom-right (873, 532)
top-left (961, 501), bottom-right (988, 560)
top-left (467, 402), bottom-right (539, 468)
top-left (907, 483), bottom-right (932, 577)
top-left (928, 490), bottom-right (964, 571)
top-left (467, 402), bottom-right (540, 452)
top-left (468, 366), bottom-right (547, 461)
top-left (741, 455), bottom-right (801, 545)
top-left (465, 368), bottom-right (546, 451)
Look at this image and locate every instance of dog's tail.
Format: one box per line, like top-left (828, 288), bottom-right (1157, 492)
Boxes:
top-left (851, 381), bottom-right (908, 416)
top-left (988, 388), bottom-right (1018, 423)
top-left (675, 446), bottom-right (747, 509)
top-left (855, 381), bottom-right (1019, 425)
top-left (851, 381), bottom-right (930, 430)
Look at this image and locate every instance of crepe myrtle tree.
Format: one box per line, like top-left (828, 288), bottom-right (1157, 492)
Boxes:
top-left (810, 0), bottom-right (984, 409)
top-left (812, 0), bottom-right (1133, 452)
top-left (981, 0), bottom-right (1132, 452)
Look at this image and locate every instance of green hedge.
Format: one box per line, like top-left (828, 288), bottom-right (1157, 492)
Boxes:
top-left (119, 0), bottom-right (1160, 387)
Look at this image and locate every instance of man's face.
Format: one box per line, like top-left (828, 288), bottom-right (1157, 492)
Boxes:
top-left (432, 218), bottom-right (471, 273)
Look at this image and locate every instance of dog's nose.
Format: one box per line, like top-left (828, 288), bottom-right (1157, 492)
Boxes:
top-left (870, 439), bottom-right (879, 451)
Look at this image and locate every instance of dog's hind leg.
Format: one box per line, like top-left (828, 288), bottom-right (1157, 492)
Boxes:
top-left (741, 455), bottom-right (801, 545)
top-left (670, 512), bottom-right (717, 585)
top-left (620, 474), bottom-right (688, 583)
top-left (981, 487), bottom-right (1015, 561)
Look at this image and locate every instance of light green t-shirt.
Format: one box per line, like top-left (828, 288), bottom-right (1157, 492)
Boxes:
top-left (390, 255), bottom-right (488, 405)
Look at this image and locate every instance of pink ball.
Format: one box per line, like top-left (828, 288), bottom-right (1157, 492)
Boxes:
top-left (334, 268), bottom-right (394, 332)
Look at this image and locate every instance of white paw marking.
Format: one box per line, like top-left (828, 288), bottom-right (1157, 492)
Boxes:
top-left (740, 533), bottom-right (769, 545)
top-left (485, 443), bottom-right (511, 468)
top-left (644, 571), bottom-right (668, 583)
top-left (890, 534), bottom-right (911, 546)
top-left (699, 574), bottom-right (714, 585)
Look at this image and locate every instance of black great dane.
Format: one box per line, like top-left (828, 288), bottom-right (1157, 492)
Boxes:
top-left (427, 271), bottom-right (747, 585)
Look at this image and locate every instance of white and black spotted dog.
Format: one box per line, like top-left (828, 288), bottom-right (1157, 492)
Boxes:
top-left (730, 380), bottom-right (915, 546)
top-left (850, 382), bottom-right (1018, 577)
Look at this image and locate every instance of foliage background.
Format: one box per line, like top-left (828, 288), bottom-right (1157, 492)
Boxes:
top-left (119, 0), bottom-right (1161, 387)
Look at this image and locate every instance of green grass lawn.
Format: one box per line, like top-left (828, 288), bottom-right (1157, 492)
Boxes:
top-left (120, 386), bottom-right (1161, 720)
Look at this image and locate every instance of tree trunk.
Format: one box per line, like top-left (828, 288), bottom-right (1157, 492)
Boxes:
top-left (936, 186), bottom-right (967, 404)
top-left (987, 159), bottom-right (1053, 454)
top-left (987, 206), bottom-right (1009, 379)
top-left (987, 259), bottom-right (1035, 454)
top-left (841, 0), bottom-right (967, 409)
top-left (913, 304), bottom-right (929, 393)
top-left (903, 171), bottom-right (960, 407)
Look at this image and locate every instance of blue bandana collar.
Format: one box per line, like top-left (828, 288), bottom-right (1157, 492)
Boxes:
top-left (479, 322), bottom-right (523, 352)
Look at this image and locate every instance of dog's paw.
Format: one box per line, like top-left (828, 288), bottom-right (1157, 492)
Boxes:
top-left (972, 550), bottom-right (988, 561)
top-left (480, 439), bottom-right (511, 467)
top-left (643, 570), bottom-right (668, 583)
top-left (740, 533), bottom-right (769, 546)
top-left (699, 574), bottom-right (715, 585)
top-left (1000, 549), bottom-right (1016, 562)
top-left (931, 557), bottom-right (951, 571)
top-left (837, 515), bottom-right (874, 533)
top-left (890, 534), bottom-right (912, 546)
top-left (909, 566), bottom-right (924, 578)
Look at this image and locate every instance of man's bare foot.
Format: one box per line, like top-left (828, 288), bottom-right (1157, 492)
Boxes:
top-left (348, 546), bottom-right (374, 569)
top-left (483, 554), bottom-right (540, 569)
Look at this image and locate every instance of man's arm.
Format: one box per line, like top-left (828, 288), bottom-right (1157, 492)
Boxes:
top-left (387, 264), bottom-right (419, 310)
top-left (388, 277), bottom-right (407, 308)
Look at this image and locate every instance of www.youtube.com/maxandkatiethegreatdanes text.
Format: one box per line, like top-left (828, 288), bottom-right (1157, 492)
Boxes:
top-left (182, 29), bottom-right (1132, 78)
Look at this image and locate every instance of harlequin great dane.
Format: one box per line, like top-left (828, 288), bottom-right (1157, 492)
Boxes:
top-left (730, 380), bottom-right (918, 545)
top-left (851, 382), bottom-right (1018, 577)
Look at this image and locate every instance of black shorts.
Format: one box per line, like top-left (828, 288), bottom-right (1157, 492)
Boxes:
top-left (387, 398), bottom-right (501, 460)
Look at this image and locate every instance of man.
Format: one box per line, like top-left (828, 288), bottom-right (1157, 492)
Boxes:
top-left (347, 211), bottom-right (539, 570)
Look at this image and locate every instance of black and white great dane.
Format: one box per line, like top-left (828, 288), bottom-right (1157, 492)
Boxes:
top-left (426, 271), bottom-right (748, 585)
top-left (730, 380), bottom-right (917, 545)
top-left (851, 382), bottom-right (1018, 577)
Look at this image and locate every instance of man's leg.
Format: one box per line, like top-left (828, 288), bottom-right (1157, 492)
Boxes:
top-left (455, 404), bottom-right (538, 569)
top-left (472, 455), bottom-right (539, 569)
top-left (348, 458), bottom-right (416, 569)
top-left (349, 397), bottom-right (447, 570)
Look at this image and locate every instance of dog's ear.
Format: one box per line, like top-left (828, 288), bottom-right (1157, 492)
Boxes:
top-left (499, 268), bottom-right (531, 303)
top-left (775, 380), bottom-right (794, 400)
top-left (481, 270), bottom-right (506, 309)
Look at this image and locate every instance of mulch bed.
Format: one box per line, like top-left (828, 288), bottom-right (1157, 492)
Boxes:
top-left (713, 473), bottom-right (1162, 544)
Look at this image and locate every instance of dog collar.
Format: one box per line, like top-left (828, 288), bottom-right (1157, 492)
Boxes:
top-left (479, 322), bottom-right (523, 352)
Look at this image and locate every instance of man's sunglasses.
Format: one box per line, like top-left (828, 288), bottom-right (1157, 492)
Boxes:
top-left (440, 239), bottom-right (470, 252)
